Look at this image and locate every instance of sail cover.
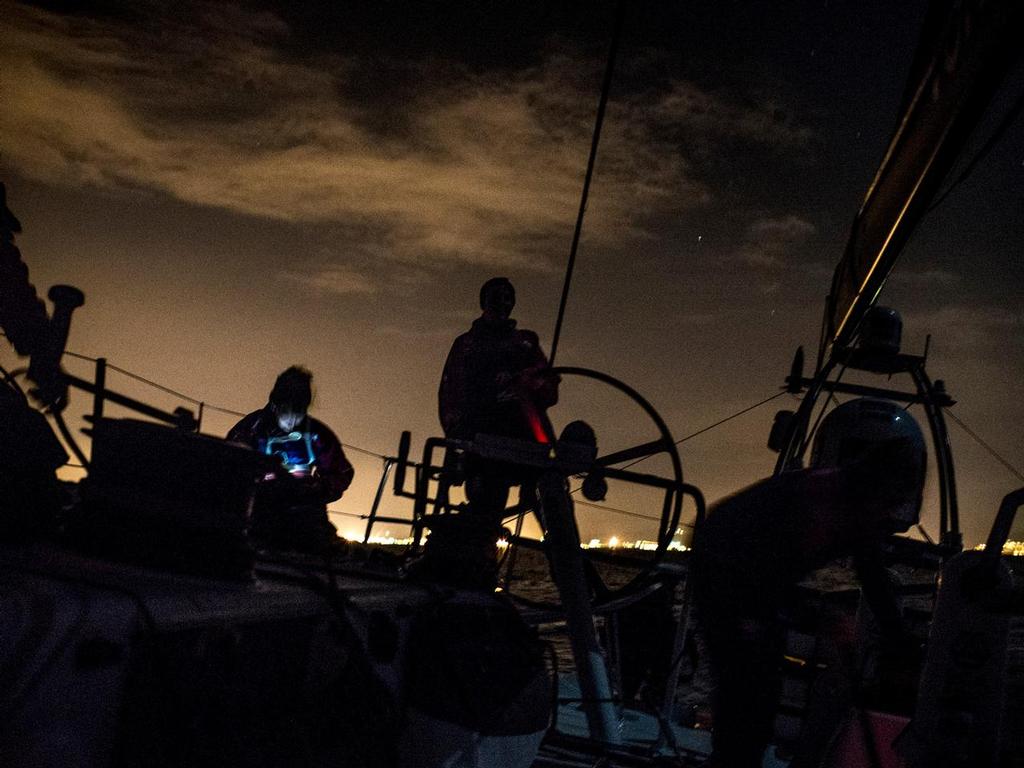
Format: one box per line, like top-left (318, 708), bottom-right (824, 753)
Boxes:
top-left (822, 0), bottom-right (1022, 365)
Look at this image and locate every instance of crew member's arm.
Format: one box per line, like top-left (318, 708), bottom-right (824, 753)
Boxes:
top-left (311, 423), bottom-right (354, 503)
top-left (438, 336), bottom-right (472, 437)
top-left (515, 330), bottom-right (559, 409)
top-left (227, 411), bottom-right (262, 448)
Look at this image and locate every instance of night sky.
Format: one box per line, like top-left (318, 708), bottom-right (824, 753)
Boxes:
top-left (2, 0), bottom-right (1022, 545)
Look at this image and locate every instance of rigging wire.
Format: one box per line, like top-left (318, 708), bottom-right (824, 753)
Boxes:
top-left (798, 362), bottom-right (851, 458)
top-left (549, 0), bottom-right (625, 365)
top-left (671, 391), bottom-right (790, 450)
top-left (946, 409), bottom-right (1024, 483)
top-left (40, 342), bottom-right (1024, 525)
top-left (915, 523), bottom-right (936, 546)
top-left (337, 443), bottom-right (389, 460)
top-left (621, 389), bottom-right (789, 472)
top-left (569, 390), bottom-right (788, 526)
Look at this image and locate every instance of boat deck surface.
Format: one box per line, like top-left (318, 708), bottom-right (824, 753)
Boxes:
top-left (543, 676), bottom-right (790, 768)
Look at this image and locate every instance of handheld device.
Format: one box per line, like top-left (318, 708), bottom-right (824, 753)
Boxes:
top-left (263, 431), bottom-right (315, 476)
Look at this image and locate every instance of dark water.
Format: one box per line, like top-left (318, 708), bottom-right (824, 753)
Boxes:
top-left (500, 547), bottom-right (605, 670)
top-left (500, 546), bottom-right (649, 605)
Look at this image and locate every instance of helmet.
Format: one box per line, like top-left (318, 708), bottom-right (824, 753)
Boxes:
top-left (811, 398), bottom-right (926, 530)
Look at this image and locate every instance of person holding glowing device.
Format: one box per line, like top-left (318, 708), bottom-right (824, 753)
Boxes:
top-left (228, 366), bottom-right (353, 552)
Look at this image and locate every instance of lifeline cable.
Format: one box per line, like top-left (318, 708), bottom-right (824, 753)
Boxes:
top-left (67, 352), bottom-right (205, 405)
top-left (58, 348), bottom-right (389, 459)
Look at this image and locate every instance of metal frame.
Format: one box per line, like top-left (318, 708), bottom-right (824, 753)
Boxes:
top-left (775, 344), bottom-right (962, 551)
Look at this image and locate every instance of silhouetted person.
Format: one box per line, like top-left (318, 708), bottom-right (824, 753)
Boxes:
top-left (425, 277), bottom-right (559, 587)
top-left (691, 399), bottom-right (926, 768)
top-left (439, 277), bottom-right (559, 511)
top-left (228, 366), bottom-right (353, 553)
top-left (0, 182), bottom-right (68, 538)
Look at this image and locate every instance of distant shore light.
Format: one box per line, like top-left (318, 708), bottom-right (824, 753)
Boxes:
top-left (974, 540), bottom-right (1024, 556)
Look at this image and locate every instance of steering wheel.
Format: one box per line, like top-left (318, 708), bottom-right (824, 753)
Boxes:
top-left (504, 366), bottom-right (690, 601)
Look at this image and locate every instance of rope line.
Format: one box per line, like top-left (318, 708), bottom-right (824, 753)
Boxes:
top-left (581, 500), bottom-right (696, 530)
top-left (671, 390), bottom-right (789, 449)
top-left (549, 0), bottom-right (624, 364)
top-left (201, 403), bottom-right (245, 416)
top-left (50, 350), bottom-right (1024, 524)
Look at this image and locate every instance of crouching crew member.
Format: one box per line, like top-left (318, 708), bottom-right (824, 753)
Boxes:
top-left (692, 399), bottom-right (926, 768)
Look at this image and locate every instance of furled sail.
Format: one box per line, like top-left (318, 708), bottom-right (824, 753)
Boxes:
top-left (821, 0), bottom-right (1022, 367)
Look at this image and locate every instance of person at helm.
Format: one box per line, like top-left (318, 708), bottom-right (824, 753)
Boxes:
top-left (228, 366), bottom-right (353, 552)
top-left (438, 276), bottom-right (560, 514)
top-left (423, 277), bottom-right (559, 588)
top-left (691, 398), bottom-right (926, 768)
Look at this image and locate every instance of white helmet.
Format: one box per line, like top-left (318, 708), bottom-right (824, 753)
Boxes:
top-left (811, 398), bottom-right (926, 530)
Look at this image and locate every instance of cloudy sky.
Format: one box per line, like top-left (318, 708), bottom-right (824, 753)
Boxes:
top-left (2, 0), bottom-right (1022, 545)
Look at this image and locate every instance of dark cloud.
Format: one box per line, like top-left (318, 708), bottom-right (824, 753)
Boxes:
top-left (904, 305), bottom-right (1024, 353)
top-left (2, 0), bottom-right (816, 294)
top-left (736, 214), bottom-right (817, 268)
top-left (280, 265), bottom-right (378, 295)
